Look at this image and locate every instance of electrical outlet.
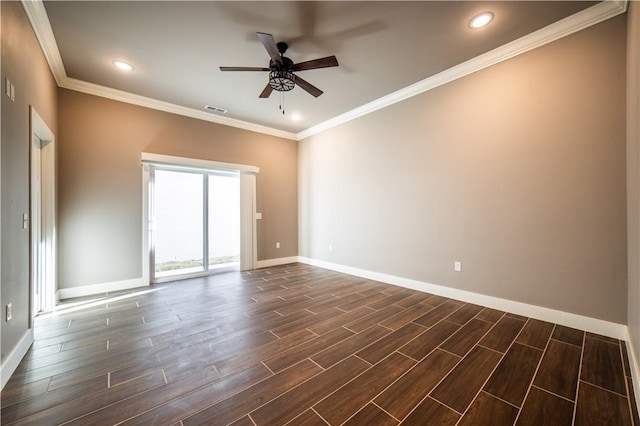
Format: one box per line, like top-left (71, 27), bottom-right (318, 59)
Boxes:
top-left (6, 303), bottom-right (12, 321)
top-left (276, 242), bottom-right (280, 249)
top-left (454, 261), bottom-right (462, 272)
top-left (329, 244), bottom-right (333, 252)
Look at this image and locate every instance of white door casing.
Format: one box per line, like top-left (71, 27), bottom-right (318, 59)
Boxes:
top-left (30, 106), bottom-right (56, 315)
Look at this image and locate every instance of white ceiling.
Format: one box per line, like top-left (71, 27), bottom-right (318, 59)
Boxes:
top-left (35, 1), bottom-right (609, 138)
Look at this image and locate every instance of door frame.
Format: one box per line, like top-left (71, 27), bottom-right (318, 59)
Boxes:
top-left (29, 106), bottom-right (56, 318)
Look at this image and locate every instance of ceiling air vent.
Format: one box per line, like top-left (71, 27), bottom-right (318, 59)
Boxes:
top-left (204, 105), bottom-right (227, 114)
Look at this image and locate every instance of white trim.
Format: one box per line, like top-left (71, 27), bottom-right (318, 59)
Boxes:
top-left (57, 277), bottom-right (148, 300)
top-left (298, 257), bottom-right (628, 340)
top-left (20, 0), bottom-right (66, 86)
top-left (297, 0), bottom-right (628, 140)
top-left (627, 330), bottom-right (640, 414)
top-left (141, 164), bottom-right (150, 287)
top-left (30, 106), bottom-right (54, 141)
top-left (30, 106), bottom-right (57, 314)
top-left (63, 78), bottom-right (297, 141)
top-left (256, 256), bottom-right (300, 269)
top-left (141, 153), bottom-right (259, 174)
top-left (21, 0), bottom-right (627, 142)
top-left (1, 329), bottom-right (34, 390)
top-left (240, 174), bottom-right (257, 271)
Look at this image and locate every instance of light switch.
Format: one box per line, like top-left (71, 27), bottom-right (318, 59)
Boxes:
top-left (5, 78), bottom-right (15, 102)
top-left (255, 212), bottom-right (262, 219)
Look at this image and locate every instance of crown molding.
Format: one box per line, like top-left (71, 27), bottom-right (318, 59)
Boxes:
top-left (22, 0), bottom-right (627, 142)
top-left (296, 0), bottom-right (628, 140)
top-left (21, 0), bottom-right (67, 87)
top-left (20, 0), bottom-right (297, 141)
top-left (62, 78), bottom-right (297, 140)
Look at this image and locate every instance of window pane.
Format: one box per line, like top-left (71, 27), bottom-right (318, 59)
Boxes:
top-left (208, 174), bottom-right (240, 268)
top-left (154, 170), bottom-right (204, 276)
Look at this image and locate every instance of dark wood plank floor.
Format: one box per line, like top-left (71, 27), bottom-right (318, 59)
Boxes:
top-left (1, 263), bottom-right (638, 425)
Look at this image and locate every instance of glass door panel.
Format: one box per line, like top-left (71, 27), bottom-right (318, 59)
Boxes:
top-left (154, 170), bottom-right (204, 277)
top-left (208, 174), bottom-right (240, 269)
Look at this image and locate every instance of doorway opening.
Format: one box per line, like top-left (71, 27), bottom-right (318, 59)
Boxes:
top-left (30, 107), bottom-right (56, 316)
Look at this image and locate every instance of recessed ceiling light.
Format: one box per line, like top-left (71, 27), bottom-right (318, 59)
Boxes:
top-left (291, 113), bottom-right (302, 122)
top-left (113, 60), bottom-right (134, 71)
top-left (469, 12), bottom-right (494, 29)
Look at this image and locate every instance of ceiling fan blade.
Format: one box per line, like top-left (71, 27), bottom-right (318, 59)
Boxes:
top-left (257, 32), bottom-right (282, 65)
top-left (294, 75), bottom-right (323, 97)
top-left (293, 56), bottom-right (339, 71)
top-left (259, 83), bottom-right (273, 98)
top-left (220, 66), bottom-right (270, 72)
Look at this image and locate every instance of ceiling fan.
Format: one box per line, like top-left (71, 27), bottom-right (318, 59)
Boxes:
top-left (220, 32), bottom-right (339, 99)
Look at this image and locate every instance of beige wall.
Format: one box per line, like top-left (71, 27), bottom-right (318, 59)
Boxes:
top-left (299, 16), bottom-right (627, 323)
top-left (57, 90), bottom-right (297, 289)
top-left (1, 2), bottom-right (58, 363)
top-left (627, 1), bottom-right (640, 374)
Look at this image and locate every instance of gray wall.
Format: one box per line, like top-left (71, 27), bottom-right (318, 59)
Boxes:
top-left (627, 1), bottom-right (640, 375)
top-left (299, 16), bottom-right (627, 324)
top-left (1, 2), bottom-right (58, 363)
top-left (57, 90), bottom-right (298, 289)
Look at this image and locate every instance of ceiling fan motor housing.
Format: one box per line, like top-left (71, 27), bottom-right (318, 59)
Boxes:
top-left (270, 57), bottom-right (294, 71)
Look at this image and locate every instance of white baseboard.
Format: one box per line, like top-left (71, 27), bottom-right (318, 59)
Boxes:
top-left (626, 330), bottom-right (640, 415)
top-left (57, 277), bottom-right (149, 300)
top-left (57, 261), bottom-right (300, 300)
top-left (1, 328), bottom-right (34, 391)
top-left (256, 256), bottom-right (300, 269)
top-left (298, 257), bottom-right (627, 340)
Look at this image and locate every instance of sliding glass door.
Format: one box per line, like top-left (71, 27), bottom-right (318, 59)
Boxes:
top-left (151, 167), bottom-right (240, 281)
top-left (153, 170), bottom-right (204, 277)
top-left (208, 174), bottom-right (240, 270)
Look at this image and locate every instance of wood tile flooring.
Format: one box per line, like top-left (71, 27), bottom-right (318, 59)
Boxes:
top-left (1, 263), bottom-right (638, 425)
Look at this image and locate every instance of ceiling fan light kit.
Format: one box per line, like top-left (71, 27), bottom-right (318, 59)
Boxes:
top-left (220, 32), bottom-right (339, 114)
top-left (269, 70), bottom-right (295, 92)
